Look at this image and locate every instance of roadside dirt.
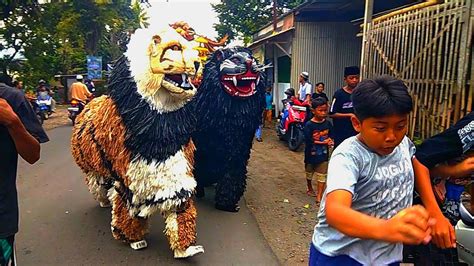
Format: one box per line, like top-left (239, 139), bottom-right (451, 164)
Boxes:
top-left (246, 122), bottom-right (319, 266)
top-left (42, 105), bottom-right (71, 131)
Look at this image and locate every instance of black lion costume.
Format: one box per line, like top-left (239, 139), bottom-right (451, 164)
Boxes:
top-left (193, 47), bottom-right (266, 212)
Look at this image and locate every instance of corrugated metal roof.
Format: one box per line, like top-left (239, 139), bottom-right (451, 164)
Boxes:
top-left (248, 28), bottom-right (294, 49)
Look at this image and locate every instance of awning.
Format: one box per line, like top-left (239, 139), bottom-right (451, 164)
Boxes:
top-left (247, 27), bottom-right (295, 50)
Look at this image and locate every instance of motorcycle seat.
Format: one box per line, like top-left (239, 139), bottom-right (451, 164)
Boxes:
top-left (459, 200), bottom-right (474, 227)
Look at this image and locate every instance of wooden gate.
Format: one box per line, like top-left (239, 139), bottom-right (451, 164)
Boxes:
top-left (361, 0), bottom-right (473, 139)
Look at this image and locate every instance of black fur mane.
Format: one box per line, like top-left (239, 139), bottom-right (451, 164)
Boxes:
top-left (193, 47), bottom-right (265, 185)
top-left (108, 56), bottom-right (196, 163)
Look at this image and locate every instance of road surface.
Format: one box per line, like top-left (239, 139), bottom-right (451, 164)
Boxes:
top-left (16, 126), bottom-right (278, 265)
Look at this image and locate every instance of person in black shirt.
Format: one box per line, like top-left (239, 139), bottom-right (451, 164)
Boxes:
top-left (311, 82), bottom-right (328, 102)
top-left (304, 97), bottom-right (333, 203)
top-left (0, 78), bottom-right (48, 265)
top-left (403, 112), bottom-right (472, 264)
top-left (329, 66), bottom-right (360, 148)
top-left (416, 112), bottom-right (473, 223)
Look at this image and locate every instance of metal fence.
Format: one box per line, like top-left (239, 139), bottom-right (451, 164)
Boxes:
top-left (361, 0), bottom-right (473, 139)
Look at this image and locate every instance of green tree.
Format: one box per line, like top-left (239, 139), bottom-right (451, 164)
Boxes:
top-left (0, 0), bottom-right (148, 88)
top-left (212, 0), bottom-right (304, 45)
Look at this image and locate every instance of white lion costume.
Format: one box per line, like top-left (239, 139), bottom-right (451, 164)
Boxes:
top-left (71, 27), bottom-right (203, 258)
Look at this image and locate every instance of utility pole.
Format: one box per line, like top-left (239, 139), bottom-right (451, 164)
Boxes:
top-left (272, 0), bottom-right (277, 32)
top-left (360, 0), bottom-right (374, 79)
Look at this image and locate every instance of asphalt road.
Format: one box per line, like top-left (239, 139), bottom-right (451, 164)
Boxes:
top-left (16, 126), bottom-right (279, 265)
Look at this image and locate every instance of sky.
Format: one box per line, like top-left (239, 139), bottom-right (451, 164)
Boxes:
top-left (145, 0), bottom-right (221, 39)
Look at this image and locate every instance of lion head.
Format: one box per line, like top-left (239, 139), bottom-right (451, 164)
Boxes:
top-left (125, 27), bottom-right (200, 113)
top-left (210, 47), bottom-right (262, 99)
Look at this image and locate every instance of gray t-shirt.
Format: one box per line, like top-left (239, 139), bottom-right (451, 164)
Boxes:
top-left (312, 136), bottom-right (416, 265)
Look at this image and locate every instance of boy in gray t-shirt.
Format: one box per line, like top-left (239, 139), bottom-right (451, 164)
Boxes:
top-left (310, 76), bottom-right (455, 265)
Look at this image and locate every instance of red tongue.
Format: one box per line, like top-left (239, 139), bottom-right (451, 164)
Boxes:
top-left (238, 84), bottom-right (252, 94)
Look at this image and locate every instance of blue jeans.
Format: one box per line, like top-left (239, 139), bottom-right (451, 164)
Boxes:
top-left (309, 244), bottom-right (399, 266)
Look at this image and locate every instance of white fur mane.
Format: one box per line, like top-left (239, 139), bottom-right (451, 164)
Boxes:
top-left (125, 27), bottom-right (197, 114)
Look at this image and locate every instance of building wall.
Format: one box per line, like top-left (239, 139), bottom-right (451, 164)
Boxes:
top-left (264, 43), bottom-right (293, 113)
top-left (291, 22), bottom-right (361, 101)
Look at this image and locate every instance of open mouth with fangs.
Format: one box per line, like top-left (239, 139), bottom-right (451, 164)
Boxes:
top-left (163, 73), bottom-right (195, 91)
top-left (220, 71), bottom-right (260, 98)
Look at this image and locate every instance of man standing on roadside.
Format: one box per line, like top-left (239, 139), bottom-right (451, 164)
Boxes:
top-left (329, 66), bottom-right (360, 148)
top-left (0, 76), bottom-right (49, 266)
top-left (297, 72), bottom-right (312, 103)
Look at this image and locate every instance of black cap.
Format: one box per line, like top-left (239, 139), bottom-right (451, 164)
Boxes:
top-left (344, 66), bottom-right (360, 77)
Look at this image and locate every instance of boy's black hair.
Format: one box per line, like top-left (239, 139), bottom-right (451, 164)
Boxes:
top-left (311, 97), bottom-right (328, 109)
top-left (315, 82), bottom-right (325, 87)
top-left (352, 75), bottom-right (413, 121)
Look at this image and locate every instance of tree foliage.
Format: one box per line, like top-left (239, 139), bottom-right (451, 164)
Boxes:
top-left (212, 0), bottom-right (304, 45)
top-left (0, 0), bottom-right (148, 88)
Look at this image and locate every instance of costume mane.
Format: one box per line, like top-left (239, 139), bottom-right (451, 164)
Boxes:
top-left (108, 56), bottom-right (196, 163)
top-left (193, 47), bottom-right (265, 212)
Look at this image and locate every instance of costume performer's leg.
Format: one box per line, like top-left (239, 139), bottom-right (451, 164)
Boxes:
top-left (162, 199), bottom-right (204, 258)
top-left (214, 160), bottom-right (247, 212)
top-left (85, 174), bottom-right (112, 207)
top-left (109, 189), bottom-right (149, 250)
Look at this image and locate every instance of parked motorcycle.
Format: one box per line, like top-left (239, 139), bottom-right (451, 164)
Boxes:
top-left (276, 103), bottom-right (307, 151)
top-left (456, 200), bottom-right (474, 265)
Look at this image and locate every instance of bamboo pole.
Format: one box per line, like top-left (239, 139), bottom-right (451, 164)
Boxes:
top-left (432, 4), bottom-right (442, 135)
top-left (448, 0), bottom-right (464, 127)
top-left (400, 13), bottom-right (408, 79)
top-left (406, 10), bottom-right (416, 133)
top-left (411, 94), bottom-right (419, 138)
top-left (421, 7), bottom-right (431, 139)
top-left (386, 17), bottom-right (394, 75)
top-left (379, 19), bottom-right (387, 75)
top-left (375, 23), bottom-right (382, 76)
top-left (441, 1), bottom-right (453, 130)
top-left (436, 5), bottom-right (447, 132)
top-left (373, 0), bottom-right (440, 23)
top-left (427, 6), bottom-right (436, 137)
top-left (392, 14), bottom-right (400, 76)
top-left (414, 8), bottom-right (424, 137)
top-left (459, 0), bottom-right (473, 117)
top-left (361, 0), bottom-right (374, 79)
top-left (408, 9), bottom-right (418, 137)
top-left (465, 0), bottom-right (474, 114)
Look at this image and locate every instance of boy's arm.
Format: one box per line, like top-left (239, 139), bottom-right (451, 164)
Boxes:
top-left (412, 157), bottom-right (456, 248)
top-left (326, 190), bottom-right (433, 245)
top-left (430, 157), bottom-right (474, 179)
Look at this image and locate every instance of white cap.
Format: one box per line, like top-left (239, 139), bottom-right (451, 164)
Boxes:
top-left (76, 74), bottom-right (83, 80)
top-left (300, 71), bottom-right (309, 80)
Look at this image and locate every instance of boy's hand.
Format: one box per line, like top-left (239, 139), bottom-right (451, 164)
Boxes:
top-left (451, 157), bottom-right (474, 179)
top-left (327, 138), bottom-right (334, 146)
top-left (430, 213), bottom-right (456, 249)
top-left (0, 98), bottom-right (19, 127)
top-left (385, 205), bottom-right (435, 245)
top-left (321, 138), bottom-right (334, 146)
